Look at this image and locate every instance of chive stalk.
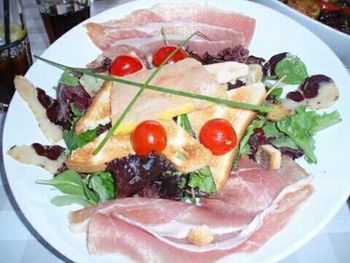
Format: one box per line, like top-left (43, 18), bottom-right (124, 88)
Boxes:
top-left (34, 56), bottom-right (271, 113)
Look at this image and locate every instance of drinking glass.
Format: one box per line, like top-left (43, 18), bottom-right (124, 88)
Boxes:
top-left (36, 0), bottom-right (90, 44)
top-left (0, 0), bottom-right (33, 111)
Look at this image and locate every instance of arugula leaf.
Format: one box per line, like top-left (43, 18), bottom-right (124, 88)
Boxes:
top-left (263, 121), bottom-right (282, 138)
top-left (59, 72), bottom-right (79, 86)
top-left (275, 109), bottom-right (340, 164)
top-left (88, 171), bottom-right (115, 201)
top-left (188, 167), bottom-right (216, 194)
top-left (312, 111), bottom-right (342, 132)
top-left (277, 116), bottom-right (317, 163)
top-left (51, 195), bottom-right (93, 207)
top-left (177, 114), bottom-right (194, 137)
top-left (272, 135), bottom-right (298, 149)
top-left (235, 103), bottom-right (341, 165)
top-left (82, 181), bottom-right (99, 204)
top-left (36, 170), bottom-right (85, 196)
top-left (37, 170), bottom-right (99, 207)
top-left (63, 128), bottom-right (99, 151)
top-left (275, 56), bottom-right (308, 84)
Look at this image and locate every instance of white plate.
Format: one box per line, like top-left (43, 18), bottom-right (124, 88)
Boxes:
top-left (2, 0), bottom-right (350, 262)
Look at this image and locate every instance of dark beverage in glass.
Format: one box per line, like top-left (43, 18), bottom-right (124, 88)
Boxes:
top-left (1, 0), bottom-right (32, 111)
top-left (0, 29), bottom-right (33, 108)
top-left (36, 0), bottom-right (90, 44)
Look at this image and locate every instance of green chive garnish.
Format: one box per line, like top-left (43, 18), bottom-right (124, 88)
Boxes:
top-left (34, 34), bottom-right (271, 154)
top-left (34, 56), bottom-right (272, 113)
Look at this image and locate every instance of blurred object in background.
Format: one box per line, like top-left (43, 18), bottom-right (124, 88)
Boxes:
top-left (253, 0), bottom-right (350, 66)
top-left (0, 0), bottom-right (33, 111)
top-left (36, 0), bottom-right (90, 44)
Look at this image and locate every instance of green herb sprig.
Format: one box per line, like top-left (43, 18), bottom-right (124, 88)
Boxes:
top-left (34, 56), bottom-right (272, 113)
top-left (36, 170), bottom-right (115, 207)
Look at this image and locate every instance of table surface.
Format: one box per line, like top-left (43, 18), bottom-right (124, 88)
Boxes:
top-left (1, 0), bottom-right (350, 262)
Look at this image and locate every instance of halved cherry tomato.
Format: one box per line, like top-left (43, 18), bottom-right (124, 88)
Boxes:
top-left (199, 118), bottom-right (237, 156)
top-left (132, 120), bottom-right (167, 156)
top-left (152, 46), bottom-right (188, 67)
top-left (110, 55), bottom-right (143, 77)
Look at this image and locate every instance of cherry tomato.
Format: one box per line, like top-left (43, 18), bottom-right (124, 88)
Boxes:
top-left (132, 120), bottom-right (167, 156)
top-left (110, 55), bottom-right (143, 77)
top-left (152, 46), bottom-right (188, 67)
top-left (199, 118), bottom-right (237, 156)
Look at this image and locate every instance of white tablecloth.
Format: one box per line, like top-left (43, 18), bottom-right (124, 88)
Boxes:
top-left (1, 0), bottom-right (349, 262)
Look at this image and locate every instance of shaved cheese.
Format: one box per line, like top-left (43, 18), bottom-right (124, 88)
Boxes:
top-left (204, 62), bottom-right (249, 84)
top-left (8, 145), bottom-right (65, 174)
top-left (14, 76), bottom-right (62, 143)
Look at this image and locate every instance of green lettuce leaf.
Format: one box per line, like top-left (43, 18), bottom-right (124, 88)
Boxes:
top-left (272, 135), bottom-right (298, 149)
top-left (63, 127), bottom-right (99, 151)
top-left (188, 167), bottom-right (216, 194)
top-left (276, 109), bottom-right (341, 164)
top-left (36, 170), bottom-right (98, 206)
top-left (51, 195), bottom-right (92, 207)
top-left (88, 171), bottom-right (115, 201)
top-left (275, 56), bottom-right (308, 84)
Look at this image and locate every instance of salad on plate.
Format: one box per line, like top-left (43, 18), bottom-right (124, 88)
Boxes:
top-left (6, 2), bottom-right (343, 262)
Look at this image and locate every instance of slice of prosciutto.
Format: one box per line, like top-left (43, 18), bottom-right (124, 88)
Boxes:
top-left (70, 157), bottom-right (313, 261)
top-left (87, 21), bottom-right (245, 51)
top-left (86, 4), bottom-right (255, 52)
top-left (153, 3), bottom-right (256, 46)
top-left (88, 184), bottom-right (312, 263)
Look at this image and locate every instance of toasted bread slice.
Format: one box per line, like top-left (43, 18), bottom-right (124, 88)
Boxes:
top-left (66, 120), bottom-right (212, 173)
top-left (161, 121), bottom-right (213, 173)
top-left (65, 133), bottom-right (132, 172)
top-left (188, 82), bottom-right (266, 189)
top-left (75, 81), bottom-right (112, 135)
top-left (74, 62), bottom-right (262, 136)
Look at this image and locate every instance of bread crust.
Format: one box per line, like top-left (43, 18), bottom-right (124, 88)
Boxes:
top-left (66, 120), bottom-right (213, 173)
top-left (188, 82), bottom-right (266, 189)
top-left (75, 81), bottom-right (112, 135)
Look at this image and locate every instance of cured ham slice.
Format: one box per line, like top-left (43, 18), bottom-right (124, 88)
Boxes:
top-left (70, 158), bottom-right (313, 261)
top-left (87, 183), bottom-right (312, 262)
top-left (87, 21), bottom-right (245, 51)
top-left (86, 4), bottom-right (255, 53)
top-left (110, 58), bottom-right (226, 134)
top-left (103, 9), bottom-right (163, 28)
top-left (70, 158), bottom-right (308, 228)
top-left (153, 4), bottom-right (256, 46)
